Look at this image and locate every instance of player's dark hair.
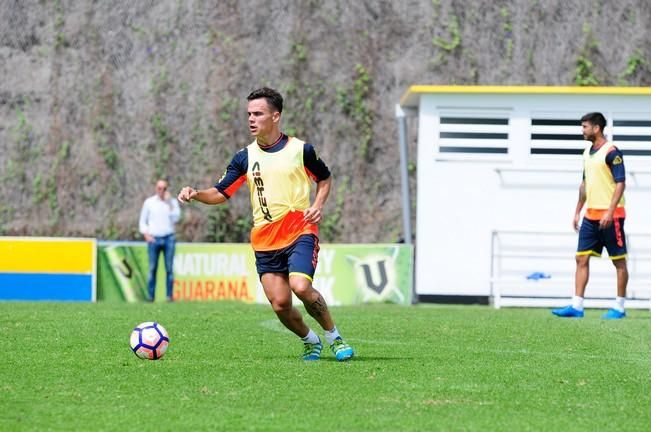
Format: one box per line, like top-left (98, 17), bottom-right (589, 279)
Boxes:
top-left (247, 87), bottom-right (283, 113)
top-left (581, 112), bottom-right (606, 133)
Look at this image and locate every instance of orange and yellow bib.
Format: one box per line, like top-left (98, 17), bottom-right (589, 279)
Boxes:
top-left (246, 138), bottom-right (318, 251)
top-left (583, 141), bottom-right (625, 220)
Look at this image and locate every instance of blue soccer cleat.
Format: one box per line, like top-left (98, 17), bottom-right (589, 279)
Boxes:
top-left (551, 305), bottom-right (584, 318)
top-left (302, 339), bottom-right (322, 361)
top-left (601, 309), bottom-right (626, 320)
top-left (330, 337), bottom-right (354, 361)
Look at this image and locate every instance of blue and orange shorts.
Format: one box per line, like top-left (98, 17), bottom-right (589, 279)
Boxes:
top-left (577, 217), bottom-right (627, 260)
top-left (254, 234), bottom-right (320, 280)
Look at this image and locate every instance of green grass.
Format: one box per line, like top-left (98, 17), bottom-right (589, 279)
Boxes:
top-left (2, 302), bottom-right (651, 431)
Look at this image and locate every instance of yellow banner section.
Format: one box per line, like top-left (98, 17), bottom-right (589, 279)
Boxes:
top-left (0, 237), bottom-right (95, 273)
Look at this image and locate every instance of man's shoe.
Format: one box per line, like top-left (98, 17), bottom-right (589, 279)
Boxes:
top-left (602, 309), bottom-right (626, 320)
top-left (551, 305), bottom-right (584, 318)
top-left (302, 339), bottom-right (322, 361)
top-left (330, 337), bottom-right (354, 361)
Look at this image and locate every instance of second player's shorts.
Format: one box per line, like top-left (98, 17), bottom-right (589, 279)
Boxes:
top-left (577, 217), bottom-right (627, 260)
top-left (254, 234), bottom-right (320, 280)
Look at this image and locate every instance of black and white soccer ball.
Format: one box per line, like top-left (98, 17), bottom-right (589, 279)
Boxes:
top-left (129, 322), bottom-right (169, 360)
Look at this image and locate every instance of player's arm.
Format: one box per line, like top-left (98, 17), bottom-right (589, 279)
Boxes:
top-left (304, 176), bottom-right (332, 224)
top-left (303, 143), bottom-right (332, 224)
top-left (607, 182), bottom-right (626, 213)
top-left (599, 182), bottom-right (625, 229)
top-left (178, 150), bottom-right (247, 205)
top-left (600, 148), bottom-right (626, 228)
top-left (178, 186), bottom-right (226, 205)
top-left (573, 178), bottom-right (586, 232)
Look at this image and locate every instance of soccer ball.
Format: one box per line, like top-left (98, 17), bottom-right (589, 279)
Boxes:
top-left (129, 322), bottom-right (170, 360)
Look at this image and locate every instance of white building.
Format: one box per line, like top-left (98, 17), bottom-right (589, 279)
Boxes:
top-left (398, 85), bottom-right (651, 308)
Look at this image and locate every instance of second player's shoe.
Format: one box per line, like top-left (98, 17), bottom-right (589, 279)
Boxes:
top-left (601, 309), bottom-right (626, 320)
top-left (551, 305), bottom-right (584, 318)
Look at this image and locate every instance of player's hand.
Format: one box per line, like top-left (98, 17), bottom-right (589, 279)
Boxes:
top-left (599, 213), bottom-right (613, 229)
top-left (178, 186), bottom-right (197, 203)
top-left (303, 206), bottom-right (322, 224)
top-left (143, 233), bottom-right (154, 243)
top-left (573, 214), bottom-right (581, 232)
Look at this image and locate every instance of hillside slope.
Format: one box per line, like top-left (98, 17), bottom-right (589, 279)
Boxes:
top-left (1, 0), bottom-right (649, 242)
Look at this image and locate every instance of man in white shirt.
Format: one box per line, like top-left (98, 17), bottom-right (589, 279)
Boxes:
top-left (139, 179), bottom-right (181, 301)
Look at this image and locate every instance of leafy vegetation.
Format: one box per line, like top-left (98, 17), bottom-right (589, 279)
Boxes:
top-left (574, 23), bottom-right (600, 86)
top-left (337, 65), bottom-right (373, 160)
top-left (618, 50), bottom-right (647, 85)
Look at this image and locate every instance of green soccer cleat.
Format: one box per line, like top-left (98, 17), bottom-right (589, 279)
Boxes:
top-left (302, 339), bottom-right (322, 361)
top-left (330, 337), bottom-right (354, 362)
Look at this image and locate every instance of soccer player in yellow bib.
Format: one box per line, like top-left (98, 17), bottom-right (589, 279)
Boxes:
top-left (552, 112), bottom-right (628, 320)
top-left (178, 88), bottom-right (354, 361)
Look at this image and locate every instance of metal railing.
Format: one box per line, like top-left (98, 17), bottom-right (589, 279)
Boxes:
top-left (490, 230), bottom-right (651, 309)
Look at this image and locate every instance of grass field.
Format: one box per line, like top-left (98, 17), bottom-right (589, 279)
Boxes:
top-left (2, 302), bottom-right (651, 431)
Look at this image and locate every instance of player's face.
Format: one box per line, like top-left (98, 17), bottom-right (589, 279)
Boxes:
top-left (581, 121), bottom-right (599, 142)
top-left (247, 98), bottom-right (279, 138)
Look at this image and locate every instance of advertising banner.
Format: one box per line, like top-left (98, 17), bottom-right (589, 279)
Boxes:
top-left (0, 237), bottom-right (96, 301)
top-left (98, 242), bottom-right (413, 305)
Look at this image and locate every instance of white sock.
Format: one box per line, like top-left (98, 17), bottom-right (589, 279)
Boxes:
top-left (324, 326), bottom-right (341, 345)
top-left (572, 295), bottom-right (584, 311)
top-left (301, 329), bottom-right (320, 345)
top-left (614, 296), bottom-right (625, 312)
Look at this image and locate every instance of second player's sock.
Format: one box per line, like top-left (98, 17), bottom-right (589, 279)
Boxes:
top-left (301, 329), bottom-right (320, 344)
top-left (614, 296), bottom-right (625, 312)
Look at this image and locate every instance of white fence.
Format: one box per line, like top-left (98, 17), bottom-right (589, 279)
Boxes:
top-left (490, 230), bottom-right (651, 309)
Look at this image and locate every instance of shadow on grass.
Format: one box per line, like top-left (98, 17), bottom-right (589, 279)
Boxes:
top-left (324, 355), bottom-right (414, 362)
top-left (258, 354), bottom-right (414, 362)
